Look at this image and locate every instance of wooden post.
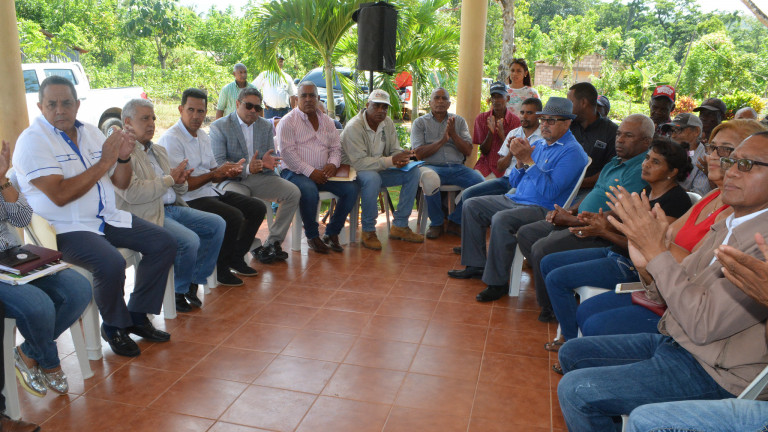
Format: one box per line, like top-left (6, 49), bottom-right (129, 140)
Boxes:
top-left (0, 0), bottom-right (29, 155)
top-left (456, 0), bottom-right (488, 168)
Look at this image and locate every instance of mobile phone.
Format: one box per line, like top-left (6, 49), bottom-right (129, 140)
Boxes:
top-left (615, 282), bottom-right (644, 294)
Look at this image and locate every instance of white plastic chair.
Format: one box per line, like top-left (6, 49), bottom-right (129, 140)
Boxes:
top-left (508, 157), bottom-right (592, 296)
top-left (291, 191), bottom-right (351, 253)
top-left (417, 184), bottom-right (463, 235)
top-left (687, 191), bottom-right (702, 205)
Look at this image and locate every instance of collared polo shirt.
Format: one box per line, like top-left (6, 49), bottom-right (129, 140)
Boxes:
top-left (158, 120), bottom-right (219, 202)
top-left (411, 113), bottom-right (472, 165)
top-left (570, 116), bottom-right (618, 178)
top-left (217, 81), bottom-right (254, 117)
top-left (577, 151), bottom-right (649, 213)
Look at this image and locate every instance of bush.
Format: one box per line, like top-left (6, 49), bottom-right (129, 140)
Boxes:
top-left (672, 95), bottom-right (697, 117)
top-left (721, 91), bottom-right (765, 119)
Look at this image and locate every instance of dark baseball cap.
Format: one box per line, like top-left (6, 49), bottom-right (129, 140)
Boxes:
top-left (661, 113), bottom-right (703, 132)
top-left (693, 98), bottom-right (727, 117)
top-left (490, 81), bottom-right (507, 96)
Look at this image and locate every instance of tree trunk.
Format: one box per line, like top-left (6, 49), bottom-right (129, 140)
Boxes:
top-left (497, 0), bottom-right (516, 82)
top-left (741, 0), bottom-right (768, 28)
top-left (323, 56), bottom-right (335, 117)
top-left (411, 69), bottom-right (420, 121)
top-left (130, 53), bottom-right (135, 83)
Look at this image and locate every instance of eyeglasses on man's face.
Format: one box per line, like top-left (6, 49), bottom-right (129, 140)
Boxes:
top-left (243, 102), bottom-right (263, 112)
top-left (539, 117), bottom-right (570, 125)
top-left (720, 156), bottom-right (768, 172)
top-left (704, 144), bottom-right (734, 158)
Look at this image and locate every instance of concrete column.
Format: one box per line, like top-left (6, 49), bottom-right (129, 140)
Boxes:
top-left (455, 0), bottom-right (488, 168)
top-left (0, 0), bottom-right (29, 155)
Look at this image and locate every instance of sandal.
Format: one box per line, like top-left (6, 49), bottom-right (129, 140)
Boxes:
top-left (552, 362), bottom-right (564, 375)
top-left (544, 338), bottom-right (565, 352)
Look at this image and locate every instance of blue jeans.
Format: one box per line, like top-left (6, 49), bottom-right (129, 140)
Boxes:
top-left (0, 269), bottom-right (92, 369)
top-left (541, 247), bottom-right (639, 341)
top-left (627, 399), bottom-right (768, 432)
top-left (452, 176), bottom-right (510, 224)
top-left (558, 333), bottom-right (734, 432)
top-left (265, 107), bottom-right (291, 119)
top-left (422, 164), bottom-right (484, 226)
top-left (356, 168), bottom-right (419, 232)
top-left (163, 205), bottom-right (226, 293)
top-left (281, 169), bottom-right (360, 239)
top-left (577, 292), bottom-right (662, 337)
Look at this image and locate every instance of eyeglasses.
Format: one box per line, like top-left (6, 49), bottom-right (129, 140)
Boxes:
top-left (243, 102), bottom-right (263, 112)
top-left (539, 118), bottom-right (570, 125)
top-left (704, 144), bottom-right (735, 158)
top-left (720, 157), bottom-right (768, 172)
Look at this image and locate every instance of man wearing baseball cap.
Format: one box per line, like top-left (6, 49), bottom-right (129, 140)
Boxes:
top-left (341, 89), bottom-right (424, 250)
top-left (650, 85), bottom-right (675, 135)
top-left (596, 95), bottom-right (610, 118)
top-left (473, 81), bottom-right (521, 180)
top-left (661, 113), bottom-right (710, 196)
top-left (693, 97), bottom-right (726, 144)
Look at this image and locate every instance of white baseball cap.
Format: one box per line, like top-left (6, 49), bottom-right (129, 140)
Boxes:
top-left (368, 89), bottom-right (391, 106)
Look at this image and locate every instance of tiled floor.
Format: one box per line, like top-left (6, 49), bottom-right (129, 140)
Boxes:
top-left (14, 214), bottom-right (566, 431)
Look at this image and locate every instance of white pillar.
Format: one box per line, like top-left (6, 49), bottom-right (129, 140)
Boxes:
top-left (0, 0), bottom-right (29, 155)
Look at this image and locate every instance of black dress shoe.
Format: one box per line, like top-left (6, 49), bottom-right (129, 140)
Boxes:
top-left (230, 261), bottom-right (258, 276)
top-left (185, 283), bottom-right (202, 308)
top-left (476, 285), bottom-right (507, 302)
top-left (308, 236), bottom-right (330, 254)
top-left (447, 266), bottom-right (484, 279)
top-left (101, 325), bottom-right (140, 357)
top-left (272, 242), bottom-right (289, 260)
top-left (256, 243), bottom-right (276, 264)
top-left (127, 321), bottom-right (171, 342)
top-left (322, 234), bottom-right (344, 252)
top-left (175, 293), bottom-right (192, 312)
top-left (538, 307), bottom-right (557, 323)
top-left (217, 270), bottom-right (244, 286)
top-left (453, 246), bottom-right (462, 255)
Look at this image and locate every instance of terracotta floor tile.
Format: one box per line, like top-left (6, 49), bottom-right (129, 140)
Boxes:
top-left (485, 328), bottom-right (550, 358)
top-left (132, 408), bottom-right (215, 431)
top-left (195, 297), bottom-right (267, 322)
top-left (394, 373), bottom-right (476, 417)
top-left (472, 381), bottom-right (552, 428)
top-left (399, 263), bottom-right (451, 283)
top-left (271, 286), bottom-right (336, 307)
top-left (305, 308), bottom-right (371, 334)
top-left (250, 302), bottom-right (319, 328)
top-left (189, 346), bottom-right (275, 382)
top-left (254, 355), bottom-right (338, 394)
top-left (515, 289), bottom-right (541, 311)
top-left (295, 396), bottom-right (391, 432)
top-left (306, 256), bottom-right (360, 275)
top-left (148, 374), bottom-right (247, 419)
top-left (409, 345), bottom-right (483, 381)
top-left (375, 296), bottom-right (438, 320)
top-left (292, 271), bottom-right (350, 289)
top-left (130, 339), bottom-right (216, 373)
top-left (208, 422), bottom-right (273, 432)
top-left (218, 282), bottom-right (286, 303)
top-left (383, 406), bottom-right (469, 432)
top-left (410, 252), bottom-right (461, 268)
top-left (490, 307), bottom-right (550, 334)
top-left (324, 290), bottom-right (385, 314)
top-left (432, 301), bottom-right (493, 327)
top-left (468, 417), bottom-right (552, 432)
top-left (168, 316), bottom-right (243, 345)
top-left (58, 355), bottom-right (123, 395)
top-left (338, 274), bottom-right (397, 295)
top-left (40, 396), bottom-right (141, 432)
top-left (344, 337), bottom-right (418, 371)
top-left (281, 330), bottom-right (357, 362)
top-left (360, 315), bottom-right (428, 344)
top-left (17, 391), bottom-right (79, 426)
top-left (421, 320), bottom-right (488, 352)
top-left (388, 279), bottom-right (446, 300)
top-left (552, 390), bottom-right (567, 429)
top-left (479, 352), bottom-right (551, 389)
top-left (440, 282), bottom-right (494, 304)
top-left (222, 322), bottom-right (298, 353)
top-left (83, 364), bottom-right (182, 407)
top-left (321, 364), bottom-right (405, 404)
top-left (220, 385), bottom-right (315, 431)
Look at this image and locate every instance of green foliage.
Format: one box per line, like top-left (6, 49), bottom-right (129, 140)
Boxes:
top-left (547, 12), bottom-right (617, 88)
top-left (395, 123), bottom-right (410, 149)
top-left (721, 91), bottom-right (765, 119)
top-left (678, 32), bottom-right (757, 99)
top-left (124, 0), bottom-right (188, 69)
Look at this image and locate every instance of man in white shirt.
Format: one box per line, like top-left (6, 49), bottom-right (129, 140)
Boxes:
top-left (159, 88), bottom-right (266, 287)
top-left (253, 55), bottom-right (297, 119)
top-left (13, 75), bottom-right (177, 358)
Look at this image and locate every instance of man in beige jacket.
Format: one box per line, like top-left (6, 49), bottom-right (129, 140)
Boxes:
top-left (556, 131), bottom-right (768, 431)
top-left (115, 99), bottom-right (225, 312)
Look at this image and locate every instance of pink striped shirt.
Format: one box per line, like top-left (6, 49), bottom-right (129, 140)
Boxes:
top-left (277, 108), bottom-right (341, 177)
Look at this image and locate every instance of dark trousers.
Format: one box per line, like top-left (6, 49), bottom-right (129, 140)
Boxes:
top-left (516, 220), bottom-right (610, 310)
top-left (57, 216), bottom-right (177, 329)
top-left (0, 301), bottom-right (5, 412)
top-left (187, 191), bottom-right (266, 268)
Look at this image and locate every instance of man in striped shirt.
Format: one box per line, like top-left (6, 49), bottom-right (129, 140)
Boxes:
top-left (277, 82), bottom-right (359, 253)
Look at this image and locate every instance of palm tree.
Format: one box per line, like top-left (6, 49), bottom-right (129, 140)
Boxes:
top-left (247, 0), bottom-right (365, 115)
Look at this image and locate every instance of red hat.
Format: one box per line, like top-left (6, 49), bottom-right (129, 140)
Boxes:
top-left (652, 85), bottom-right (676, 103)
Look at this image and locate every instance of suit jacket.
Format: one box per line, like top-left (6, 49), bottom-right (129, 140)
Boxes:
top-left (114, 141), bottom-right (188, 227)
top-left (643, 214), bottom-right (768, 398)
top-left (209, 112), bottom-right (276, 180)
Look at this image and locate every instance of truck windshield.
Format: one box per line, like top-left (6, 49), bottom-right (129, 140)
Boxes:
top-left (44, 69), bottom-right (78, 85)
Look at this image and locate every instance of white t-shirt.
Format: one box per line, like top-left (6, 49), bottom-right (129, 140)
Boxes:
top-left (506, 86), bottom-right (540, 115)
top-left (12, 116), bottom-right (132, 234)
top-left (158, 120), bottom-right (219, 202)
top-left (498, 126), bottom-right (543, 176)
top-left (253, 70), bottom-right (297, 109)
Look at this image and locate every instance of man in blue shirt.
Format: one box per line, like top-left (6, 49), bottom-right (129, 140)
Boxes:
top-left (516, 114), bottom-right (654, 321)
top-left (448, 97), bottom-right (588, 302)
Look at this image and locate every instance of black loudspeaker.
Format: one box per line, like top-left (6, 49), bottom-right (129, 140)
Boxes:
top-left (354, 2), bottom-right (397, 73)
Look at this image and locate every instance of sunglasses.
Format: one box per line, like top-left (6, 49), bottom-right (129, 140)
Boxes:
top-left (539, 118), bottom-right (570, 125)
top-left (703, 144), bottom-right (735, 158)
top-left (720, 157), bottom-right (768, 172)
top-left (243, 102), bottom-right (263, 112)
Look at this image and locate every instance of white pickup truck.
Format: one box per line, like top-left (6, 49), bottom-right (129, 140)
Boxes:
top-left (22, 62), bottom-right (149, 134)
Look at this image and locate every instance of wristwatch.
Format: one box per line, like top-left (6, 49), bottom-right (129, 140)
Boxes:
top-left (0, 180), bottom-right (11, 190)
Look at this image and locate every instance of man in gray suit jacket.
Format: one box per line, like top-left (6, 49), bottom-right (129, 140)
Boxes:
top-left (210, 87), bottom-right (300, 263)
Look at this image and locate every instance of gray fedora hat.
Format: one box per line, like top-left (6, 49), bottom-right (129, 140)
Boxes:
top-left (536, 97), bottom-right (577, 119)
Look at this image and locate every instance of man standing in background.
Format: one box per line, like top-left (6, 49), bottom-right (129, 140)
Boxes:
top-left (216, 63), bottom-right (254, 119)
top-left (253, 54), bottom-right (297, 119)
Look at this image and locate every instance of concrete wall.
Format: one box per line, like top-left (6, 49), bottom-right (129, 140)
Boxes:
top-left (533, 54), bottom-right (604, 89)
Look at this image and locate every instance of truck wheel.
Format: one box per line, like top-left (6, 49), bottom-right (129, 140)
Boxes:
top-left (100, 117), bottom-right (123, 136)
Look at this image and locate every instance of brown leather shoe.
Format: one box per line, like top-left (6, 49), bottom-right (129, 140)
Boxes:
top-left (445, 220), bottom-right (461, 236)
top-left (425, 225), bottom-right (443, 239)
top-left (0, 414), bottom-right (41, 432)
top-left (361, 231), bottom-right (382, 250)
top-left (389, 226), bottom-right (425, 243)
top-left (322, 234), bottom-right (344, 252)
top-left (308, 236), bottom-right (330, 254)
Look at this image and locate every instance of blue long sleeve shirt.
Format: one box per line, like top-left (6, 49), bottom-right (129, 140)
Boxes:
top-left (505, 130), bottom-right (588, 210)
